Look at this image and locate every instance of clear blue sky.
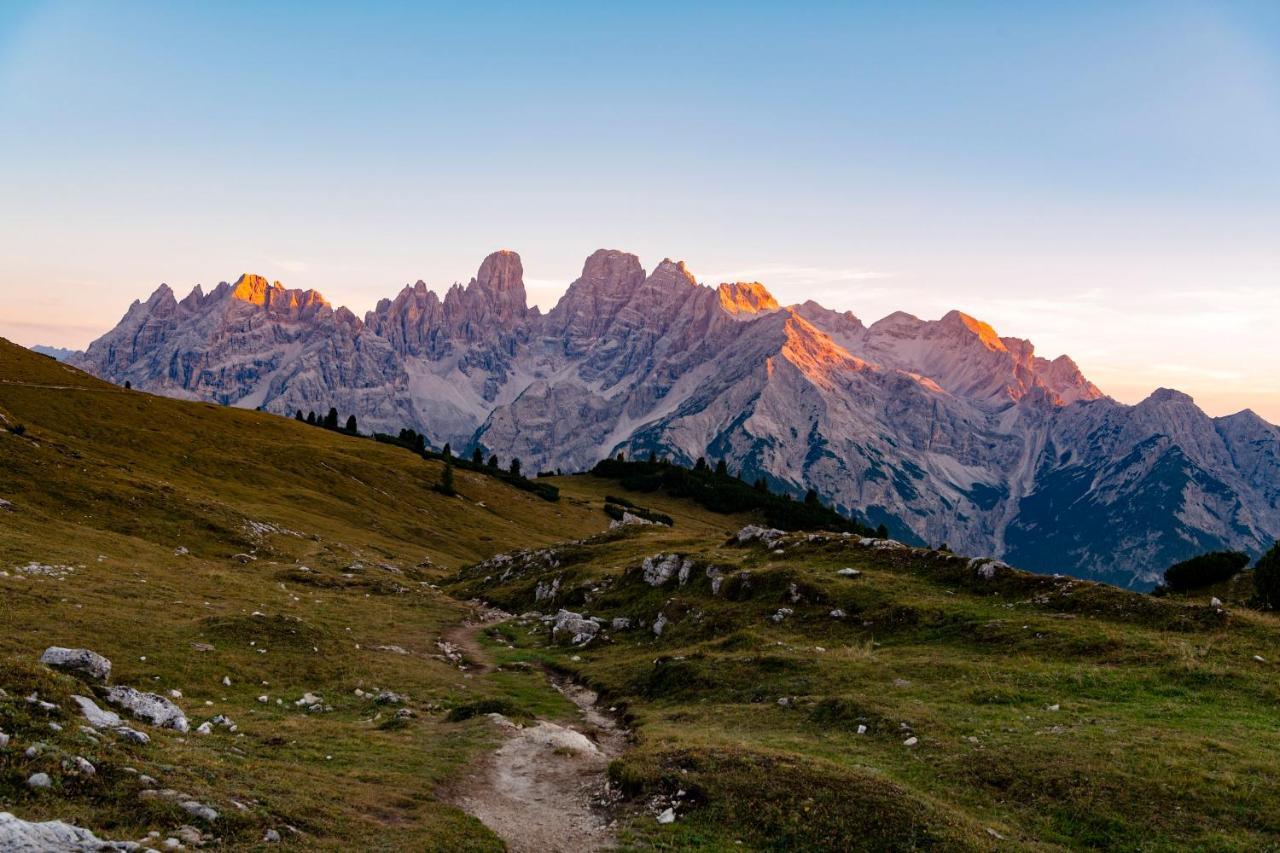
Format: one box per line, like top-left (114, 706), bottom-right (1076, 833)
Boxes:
top-left (2, 1), bottom-right (1278, 420)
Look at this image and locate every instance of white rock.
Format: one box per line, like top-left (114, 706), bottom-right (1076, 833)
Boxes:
top-left (551, 610), bottom-right (600, 645)
top-left (836, 568), bottom-right (861, 577)
top-left (39, 647), bottom-right (112, 681)
top-left (652, 612), bottom-right (669, 637)
top-left (903, 736), bottom-right (918, 746)
top-left (0, 811), bottom-right (142, 850)
top-left (856, 724), bottom-right (867, 735)
top-left (1210, 596), bottom-right (1223, 607)
top-left (72, 695), bottom-right (122, 728)
top-left (221, 676), bottom-right (231, 687)
top-left (258, 695), bottom-right (269, 704)
top-left (27, 773), bottom-right (52, 789)
top-left (115, 726), bottom-right (151, 745)
top-left (195, 722), bottom-right (213, 735)
top-left (105, 686), bottom-right (189, 732)
top-left (0, 732), bottom-right (9, 748)
top-left (733, 525), bottom-right (786, 547)
top-left (656, 807), bottom-right (676, 825)
top-left (179, 801), bottom-right (219, 822)
top-left (263, 828), bottom-right (282, 843)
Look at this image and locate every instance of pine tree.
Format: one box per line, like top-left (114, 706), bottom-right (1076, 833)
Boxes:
top-left (345, 414), bottom-right (357, 434)
top-left (295, 410), bottom-right (304, 421)
top-left (694, 457), bottom-right (708, 472)
top-left (616, 451), bottom-right (625, 462)
top-left (875, 523), bottom-right (889, 539)
top-left (414, 434), bottom-right (426, 454)
top-left (306, 411), bottom-right (317, 425)
top-left (648, 451), bottom-right (658, 465)
top-left (324, 408), bottom-right (339, 430)
top-left (1253, 541), bottom-right (1280, 609)
top-left (509, 458), bottom-right (522, 477)
top-left (472, 447), bottom-right (483, 465)
top-left (442, 442), bottom-right (452, 459)
top-left (124, 380), bottom-right (132, 390)
top-left (487, 454), bottom-right (499, 469)
top-left (754, 477), bottom-right (768, 492)
top-left (804, 489), bottom-right (819, 506)
top-left (436, 461), bottom-right (456, 496)
top-left (715, 458), bottom-right (728, 477)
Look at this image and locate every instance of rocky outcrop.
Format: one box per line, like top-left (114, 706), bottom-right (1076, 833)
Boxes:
top-left (72, 249), bottom-right (1280, 586)
top-left (39, 647), bottom-right (111, 681)
top-left (0, 812), bottom-right (141, 851)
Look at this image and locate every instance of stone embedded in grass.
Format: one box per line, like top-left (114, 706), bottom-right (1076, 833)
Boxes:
top-left (105, 686), bottom-right (189, 733)
top-left (40, 647), bottom-right (112, 681)
top-left (25, 692), bottom-right (58, 712)
top-left (836, 568), bottom-right (861, 578)
top-left (551, 610), bottom-right (600, 645)
top-left (63, 756), bottom-right (95, 776)
top-left (72, 695), bottom-right (122, 728)
top-left (0, 731), bottom-right (9, 748)
top-left (652, 613), bottom-right (669, 637)
top-left (179, 801), bottom-right (219, 822)
top-left (641, 553), bottom-right (693, 587)
top-left (770, 608), bottom-right (793, 623)
top-left (903, 736), bottom-right (918, 747)
top-left (611, 617), bottom-right (632, 630)
top-left (733, 525), bottom-right (786, 548)
top-left (0, 811), bottom-right (144, 851)
top-left (26, 772), bottom-right (52, 789)
top-left (656, 807), bottom-right (676, 824)
top-left (114, 726), bottom-right (150, 745)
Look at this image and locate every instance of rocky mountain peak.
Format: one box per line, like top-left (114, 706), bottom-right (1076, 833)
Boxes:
top-left (717, 282), bottom-right (780, 319)
top-left (473, 250), bottom-right (527, 312)
top-left (940, 310), bottom-right (1006, 352)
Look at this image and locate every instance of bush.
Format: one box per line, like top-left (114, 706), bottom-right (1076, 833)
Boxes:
top-left (1163, 550), bottom-right (1250, 592)
top-left (1253, 541), bottom-right (1280, 609)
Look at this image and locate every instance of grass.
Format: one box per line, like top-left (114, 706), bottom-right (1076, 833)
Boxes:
top-left (5, 336), bottom-right (1280, 850)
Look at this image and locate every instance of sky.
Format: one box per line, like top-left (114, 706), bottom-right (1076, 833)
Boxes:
top-left (1, 1), bottom-right (1278, 422)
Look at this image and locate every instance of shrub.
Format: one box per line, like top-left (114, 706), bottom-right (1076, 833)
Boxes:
top-left (1253, 541), bottom-right (1280, 609)
top-left (1163, 550), bottom-right (1250, 592)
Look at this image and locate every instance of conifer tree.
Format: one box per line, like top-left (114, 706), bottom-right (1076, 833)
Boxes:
top-left (472, 447), bottom-right (483, 465)
top-left (324, 408), bottom-right (339, 430)
top-left (345, 414), bottom-right (357, 433)
top-left (306, 411), bottom-right (317, 425)
top-left (509, 457), bottom-right (522, 477)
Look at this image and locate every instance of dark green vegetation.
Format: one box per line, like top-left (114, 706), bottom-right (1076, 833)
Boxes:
top-left (1254, 540), bottom-right (1280, 609)
top-left (591, 456), bottom-right (873, 536)
top-left (5, 337), bottom-right (1280, 850)
top-left (1161, 550), bottom-right (1250, 593)
top-left (374, 428), bottom-right (560, 502)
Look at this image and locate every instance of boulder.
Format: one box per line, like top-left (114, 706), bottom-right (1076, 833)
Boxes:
top-left (39, 647), bottom-right (111, 681)
top-left (0, 811), bottom-right (142, 851)
top-left (105, 686), bottom-right (189, 733)
top-left (71, 695), bottom-right (121, 728)
top-left (26, 773), bottom-right (52, 789)
top-left (641, 553), bottom-right (693, 587)
top-left (551, 610), bottom-right (600, 645)
top-left (733, 525), bottom-right (786, 547)
top-left (180, 801), bottom-right (219, 822)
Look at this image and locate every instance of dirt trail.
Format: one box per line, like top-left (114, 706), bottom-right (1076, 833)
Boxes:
top-left (439, 601), bottom-right (510, 674)
top-left (446, 620), bottom-right (628, 852)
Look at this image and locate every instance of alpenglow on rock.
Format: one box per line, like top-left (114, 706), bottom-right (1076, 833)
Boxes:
top-left (73, 249), bottom-right (1280, 586)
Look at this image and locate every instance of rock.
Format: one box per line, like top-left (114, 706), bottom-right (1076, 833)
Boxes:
top-left (652, 613), bottom-right (669, 637)
top-left (221, 676), bottom-right (231, 687)
top-left (231, 553), bottom-right (256, 563)
top-left (0, 732), bottom-right (8, 748)
top-left (258, 695), bottom-right (269, 704)
top-left (263, 828), bottom-right (282, 843)
top-left (1253, 655), bottom-right (1267, 663)
top-left (641, 553), bottom-right (693, 587)
top-left (72, 695), bottom-right (122, 728)
top-left (394, 708), bottom-right (416, 720)
top-left (48, 722), bottom-right (63, 732)
top-left (770, 608), bottom-right (793, 623)
top-left (551, 610), bottom-right (600, 645)
top-left (611, 617), bottom-right (632, 630)
top-left (174, 546), bottom-right (189, 556)
top-left (25, 692), bottom-right (58, 712)
top-left (903, 736), bottom-right (918, 747)
top-left (374, 690), bottom-right (404, 705)
top-left (856, 724), bottom-right (867, 734)
top-left (0, 811), bottom-right (143, 850)
top-left (1046, 703), bottom-right (1060, 712)
top-left (27, 773), bottom-right (52, 789)
top-left (105, 686), bottom-right (189, 732)
top-left (195, 722), bottom-right (213, 735)
top-left (0, 498), bottom-right (13, 511)
top-left (1210, 596), bottom-right (1223, 607)
top-left (65, 756), bottom-right (96, 776)
top-left (39, 647), bottom-right (111, 681)
top-left (179, 801), bottom-right (219, 822)
top-left (295, 692), bottom-right (323, 707)
top-left (656, 807), bottom-right (676, 824)
top-left (733, 525), bottom-right (786, 547)
top-left (175, 825), bottom-right (204, 845)
top-left (829, 609), bottom-right (846, 619)
top-left (115, 726), bottom-right (151, 745)
top-left (836, 567), bottom-right (861, 577)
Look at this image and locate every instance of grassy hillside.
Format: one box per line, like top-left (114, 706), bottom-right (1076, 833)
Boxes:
top-left (453, 501), bottom-right (1280, 850)
top-left (4, 337), bottom-right (1280, 851)
top-left (0, 339), bottom-right (610, 849)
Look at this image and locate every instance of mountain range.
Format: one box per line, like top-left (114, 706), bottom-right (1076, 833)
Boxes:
top-left (68, 249), bottom-right (1280, 585)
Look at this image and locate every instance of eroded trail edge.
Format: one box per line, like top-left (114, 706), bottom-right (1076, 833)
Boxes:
top-left (446, 623), bottom-right (628, 852)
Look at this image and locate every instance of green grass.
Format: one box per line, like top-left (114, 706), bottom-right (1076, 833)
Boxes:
top-left (6, 337), bottom-right (1280, 851)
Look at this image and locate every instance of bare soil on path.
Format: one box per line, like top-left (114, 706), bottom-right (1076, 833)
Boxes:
top-left (444, 618), bottom-right (628, 852)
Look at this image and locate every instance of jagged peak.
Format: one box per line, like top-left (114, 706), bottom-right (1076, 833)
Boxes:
top-left (145, 283), bottom-right (175, 303)
top-left (227, 273), bottom-right (329, 312)
top-left (577, 249), bottom-right (646, 289)
top-left (940, 309), bottom-right (1006, 352)
top-left (717, 281), bottom-right (780, 318)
